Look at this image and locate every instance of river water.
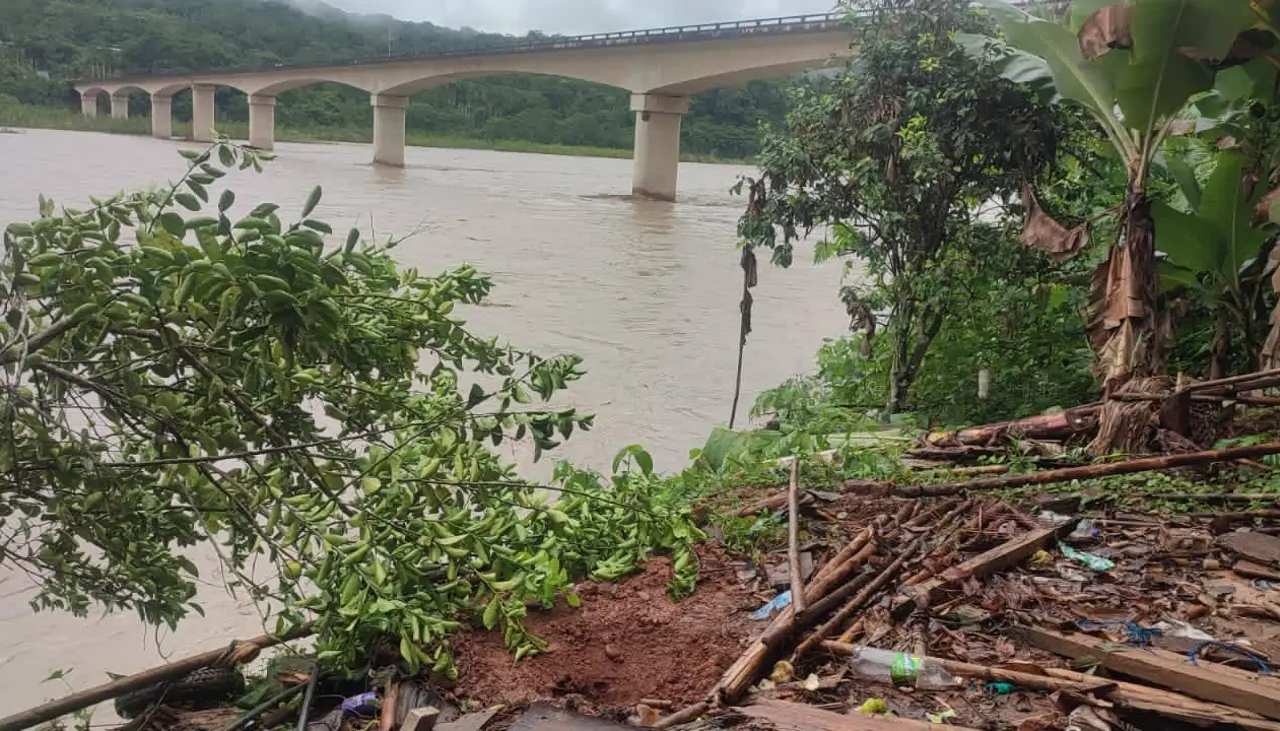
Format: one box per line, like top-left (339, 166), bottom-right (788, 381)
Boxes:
top-left (0, 128), bottom-right (848, 718)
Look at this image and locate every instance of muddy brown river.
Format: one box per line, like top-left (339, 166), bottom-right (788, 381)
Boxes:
top-left (0, 128), bottom-right (848, 717)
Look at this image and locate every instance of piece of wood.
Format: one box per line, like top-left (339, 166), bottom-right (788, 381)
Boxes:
top-left (1221, 531), bottom-right (1280, 567)
top-left (436, 709), bottom-right (499, 731)
top-left (788, 461), bottom-right (807, 614)
top-left (736, 491), bottom-right (791, 517)
top-left (380, 682), bottom-right (402, 731)
top-left (733, 700), bottom-right (980, 731)
top-left (1015, 626), bottom-right (1280, 720)
top-left (889, 443), bottom-right (1280, 498)
top-left (1038, 667), bottom-right (1280, 729)
top-left (399, 708), bottom-right (439, 731)
top-left (1235, 559), bottom-right (1280, 582)
top-left (923, 408), bottom-right (1099, 447)
top-left (0, 625), bottom-right (312, 731)
top-left (651, 701), bottom-right (708, 729)
top-left (897, 523), bottom-right (1069, 615)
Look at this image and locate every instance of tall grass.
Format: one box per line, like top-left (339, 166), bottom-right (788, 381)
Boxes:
top-left (0, 104), bottom-right (745, 163)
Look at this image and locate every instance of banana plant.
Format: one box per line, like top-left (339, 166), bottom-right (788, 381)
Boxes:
top-left (1156, 150), bottom-right (1271, 376)
top-left (973, 0), bottom-right (1257, 393)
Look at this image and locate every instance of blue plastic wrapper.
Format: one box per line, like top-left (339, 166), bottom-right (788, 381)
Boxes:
top-left (751, 590), bottom-right (793, 620)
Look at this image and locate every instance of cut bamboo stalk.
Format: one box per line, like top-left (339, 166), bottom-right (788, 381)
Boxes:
top-left (886, 443), bottom-right (1280, 498)
top-left (0, 625), bottom-right (312, 731)
top-left (787, 461), bottom-right (807, 614)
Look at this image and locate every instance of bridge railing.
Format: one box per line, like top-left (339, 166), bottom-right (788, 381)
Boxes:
top-left (92, 12), bottom-right (848, 82)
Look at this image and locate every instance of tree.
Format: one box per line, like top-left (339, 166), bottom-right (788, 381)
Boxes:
top-left (0, 140), bottom-right (700, 672)
top-left (976, 0), bottom-right (1259, 392)
top-left (736, 0), bottom-right (1060, 415)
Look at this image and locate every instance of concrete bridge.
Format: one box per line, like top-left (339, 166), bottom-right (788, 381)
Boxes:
top-left (74, 13), bottom-right (853, 201)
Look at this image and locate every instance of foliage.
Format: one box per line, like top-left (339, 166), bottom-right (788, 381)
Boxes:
top-left (974, 0), bottom-right (1266, 393)
top-left (0, 0), bottom-right (803, 159)
top-left (738, 0), bottom-right (1061, 416)
top-left (0, 140), bottom-right (700, 673)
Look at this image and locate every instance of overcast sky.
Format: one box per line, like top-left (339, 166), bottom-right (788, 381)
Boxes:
top-left (326, 0), bottom-right (838, 36)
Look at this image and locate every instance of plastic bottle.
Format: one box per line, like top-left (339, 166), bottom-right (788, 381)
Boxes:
top-left (848, 646), bottom-right (961, 690)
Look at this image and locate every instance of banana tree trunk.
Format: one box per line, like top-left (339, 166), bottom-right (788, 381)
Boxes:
top-left (1086, 190), bottom-right (1164, 455)
top-left (1088, 191), bottom-right (1163, 395)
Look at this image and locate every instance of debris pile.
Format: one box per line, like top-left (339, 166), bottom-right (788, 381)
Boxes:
top-left (656, 484), bottom-right (1280, 731)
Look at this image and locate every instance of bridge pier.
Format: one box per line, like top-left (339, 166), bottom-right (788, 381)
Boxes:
top-left (248, 95), bottom-right (276, 150)
top-left (192, 84), bottom-right (216, 143)
top-left (151, 95), bottom-right (173, 139)
top-left (371, 95), bottom-right (409, 167)
top-left (80, 93), bottom-right (98, 118)
top-left (630, 94), bottom-right (689, 202)
top-left (110, 94), bottom-right (130, 120)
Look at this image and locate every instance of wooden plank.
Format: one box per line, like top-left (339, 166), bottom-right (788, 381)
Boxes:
top-left (896, 523), bottom-right (1070, 615)
top-left (1014, 626), bottom-right (1280, 720)
top-left (734, 700), bottom-right (980, 730)
top-left (1221, 532), bottom-right (1280, 567)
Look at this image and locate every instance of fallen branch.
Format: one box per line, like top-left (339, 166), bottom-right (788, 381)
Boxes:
top-left (0, 625), bottom-right (312, 731)
top-left (883, 442), bottom-right (1280, 498)
top-left (922, 407), bottom-right (1098, 447)
top-left (787, 461), bottom-right (807, 614)
top-left (652, 701), bottom-right (709, 729)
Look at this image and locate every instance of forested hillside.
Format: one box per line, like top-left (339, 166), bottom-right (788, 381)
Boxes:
top-left (0, 0), bottom-right (801, 157)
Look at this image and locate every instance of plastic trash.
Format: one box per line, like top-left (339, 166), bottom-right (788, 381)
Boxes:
top-left (751, 590), bottom-right (792, 620)
top-left (848, 646), bottom-right (961, 690)
top-left (1153, 620), bottom-right (1214, 642)
top-left (341, 692), bottom-right (380, 717)
top-left (1059, 544), bottom-right (1114, 571)
top-left (985, 682), bottom-right (1015, 695)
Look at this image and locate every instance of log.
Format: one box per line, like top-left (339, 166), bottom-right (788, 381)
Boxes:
top-left (923, 407), bottom-right (1098, 447)
top-left (733, 699), bottom-right (980, 731)
top-left (791, 536), bottom-right (924, 660)
top-left (1013, 626), bottom-right (1280, 720)
top-left (380, 682), bottom-right (402, 731)
top-left (761, 540), bottom-right (877, 651)
top-left (736, 491), bottom-right (791, 517)
top-left (0, 625), bottom-right (312, 731)
top-left (888, 443), bottom-right (1280, 498)
top-left (787, 462), bottom-right (807, 614)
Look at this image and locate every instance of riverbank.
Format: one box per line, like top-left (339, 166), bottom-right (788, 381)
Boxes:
top-left (0, 105), bottom-right (747, 163)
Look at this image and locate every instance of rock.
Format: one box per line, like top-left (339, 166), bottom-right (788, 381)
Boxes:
top-left (604, 644), bottom-right (622, 662)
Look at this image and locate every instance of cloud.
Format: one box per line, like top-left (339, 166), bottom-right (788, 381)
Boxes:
top-left (325, 0), bottom-right (837, 35)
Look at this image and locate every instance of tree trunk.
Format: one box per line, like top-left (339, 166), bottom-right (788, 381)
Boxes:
top-left (1088, 191), bottom-right (1163, 394)
top-left (1210, 308), bottom-right (1231, 381)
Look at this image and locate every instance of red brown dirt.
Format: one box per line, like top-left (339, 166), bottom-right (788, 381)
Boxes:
top-left (450, 544), bottom-right (758, 715)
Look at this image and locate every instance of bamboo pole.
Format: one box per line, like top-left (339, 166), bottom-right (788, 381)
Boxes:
top-left (0, 626), bottom-right (312, 731)
top-left (787, 461), bottom-right (807, 614)
top-left (888, 443), bottom-right (1280, 498)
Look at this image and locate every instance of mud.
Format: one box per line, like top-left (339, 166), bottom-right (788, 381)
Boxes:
top-left (451, 544), bottom-right (758, 715)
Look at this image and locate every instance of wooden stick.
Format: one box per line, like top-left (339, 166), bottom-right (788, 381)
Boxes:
top-left (787, 461), bottom-right (807, 614)
top-left (379, 681), bottom-right (400, 731)
top-left (652, 701), bottom-right (708, 729)
top-left (734, 699), bottom-right (983, 730)
top-left (0, 625), bottom-right (312, 731)
top-left (791, 536), bottom-right (923, 661)
top-left (887, 443), bottom-right (1280, 498)
top-left (1183, 367), bottom-right (1280, 394)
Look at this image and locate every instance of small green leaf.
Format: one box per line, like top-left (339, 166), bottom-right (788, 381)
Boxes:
top-left (175, 194), bottom-right (201, 211)
top-left (302, 186), bottom-right (322, 218)
top-left (218, 190), bottom-right (235, 212)
top-left (159, 212), bottom-right (186, 237)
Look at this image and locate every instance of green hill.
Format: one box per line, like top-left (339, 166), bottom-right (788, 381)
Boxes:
top-left (0, 0), bottom-right (801, 158)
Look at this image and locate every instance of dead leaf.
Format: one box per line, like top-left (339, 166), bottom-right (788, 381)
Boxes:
top-left (1254, 185), bottom-right (1280, 227)
top-left (1020, 184), bottom-right (1090, 262)
top-left (1078, 5), bottom-right (1133, 60)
